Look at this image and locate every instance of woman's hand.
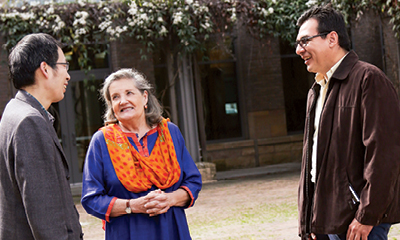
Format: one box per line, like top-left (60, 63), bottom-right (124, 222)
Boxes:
top-left (111, 188), bottom-right (190, 217)
top-left (130, 195), bottom-right (151, 214)
top-left (144, 189), bottom-right (190, 217)
top-left (110, 195), bottom-right (149, 217)
top-left (144, 190), bottom-right (170, 217)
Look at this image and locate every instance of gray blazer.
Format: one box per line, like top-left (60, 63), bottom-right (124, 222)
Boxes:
top-left (0, 91), bottom-right (83, 239)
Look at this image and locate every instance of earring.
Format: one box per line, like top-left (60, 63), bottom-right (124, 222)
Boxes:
top-left (144, 104), bottom-right (148, 109)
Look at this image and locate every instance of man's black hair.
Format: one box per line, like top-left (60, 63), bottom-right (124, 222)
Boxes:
top-left (9, 33), bottom-right (62, 89)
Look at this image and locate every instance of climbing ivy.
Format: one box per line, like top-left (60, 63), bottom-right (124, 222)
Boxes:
top-left (0, 0), bottom-right (399, 70)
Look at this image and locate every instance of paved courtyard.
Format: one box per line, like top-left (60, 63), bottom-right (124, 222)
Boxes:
top-left (77, 169), bottom-right (400, 240)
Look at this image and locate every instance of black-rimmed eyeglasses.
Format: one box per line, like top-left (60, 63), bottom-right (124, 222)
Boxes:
top-left (56, 62), bottom-right (69, 71)
top-left (295, 32), bottom-right (330, 49)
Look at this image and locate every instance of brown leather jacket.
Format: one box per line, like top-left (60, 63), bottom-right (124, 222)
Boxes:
top-left (298, 51), bottom-right (400, 238)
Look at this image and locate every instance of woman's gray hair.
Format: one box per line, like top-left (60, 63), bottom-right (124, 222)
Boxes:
top-left (100, 68), bottom-right (163, 127)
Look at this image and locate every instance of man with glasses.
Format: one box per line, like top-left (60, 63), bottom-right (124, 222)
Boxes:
top-left (296, 5), bottom-right (400, 240)
top-left (0, 33), bottom-right (83, 239)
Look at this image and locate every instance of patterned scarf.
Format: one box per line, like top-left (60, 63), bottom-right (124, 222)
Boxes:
top-left (101, 118), bottom-right (181, 193)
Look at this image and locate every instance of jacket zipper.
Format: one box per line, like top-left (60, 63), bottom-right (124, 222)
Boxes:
top-left (305, 86), bottom-right (318, 236)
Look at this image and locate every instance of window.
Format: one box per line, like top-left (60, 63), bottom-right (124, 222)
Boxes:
top-left (152, 36), bottom-right (242, 141)
top-left (153, 47), bottom-right (173, 120)
top-left (280, 40), bottom-right (314, 133)
top-left (55, 44), bottom-right (110, 182)
top-left (197, 36), bottom-right (242, 141)
top-left (64, 44), bottom-right (109, 71)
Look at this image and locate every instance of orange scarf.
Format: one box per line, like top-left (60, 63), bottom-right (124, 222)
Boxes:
top-left (101, 118), bottom-right (181, 193)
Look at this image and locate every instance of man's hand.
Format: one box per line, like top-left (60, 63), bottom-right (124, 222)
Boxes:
top-left (346, 218), bottom-right (373, 240)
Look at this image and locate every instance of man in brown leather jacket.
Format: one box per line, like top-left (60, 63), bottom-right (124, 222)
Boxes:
top-left (295, 5), bottom-right (400, 240)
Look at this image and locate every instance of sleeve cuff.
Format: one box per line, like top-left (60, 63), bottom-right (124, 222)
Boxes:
top-left (180, 186), bottom-right (194, 208)
top-left (105, 197), bottom-right (117, 223)
top-left (355, 209), bottom-right (383, 226)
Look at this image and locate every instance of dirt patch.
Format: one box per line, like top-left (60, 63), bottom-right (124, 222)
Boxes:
top-left (77, 171), bottom-right (400, 240)
top-left (186, 172), bottom-right (299, 240)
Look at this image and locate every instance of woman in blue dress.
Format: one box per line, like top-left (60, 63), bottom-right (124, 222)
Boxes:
top-left (81, 68), bottom-right (202, 240)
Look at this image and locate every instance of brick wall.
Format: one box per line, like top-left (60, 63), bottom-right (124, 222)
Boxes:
top-left (109, 37), bottom-right (155, 84)
top-left (1, 10), bottom-right (396, 172)
top-left (237, 29), bottom-right (285, 112)
top-left (351, 9), bottom-right (400, 96)
top-left (236, 24), bottom-right (287, 139)
top-left (205, 10), bottom-right (400, 171)
top-left (206, 27), bottom-right (298, 169)
top-left (351, 10), bottom-right (384, 70)
top-left (207, 134), bottom-right (303, 171)
top-left (381, 16), bottom-right (400, 94)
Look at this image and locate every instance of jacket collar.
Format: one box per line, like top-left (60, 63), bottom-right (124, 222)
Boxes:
top-left (331, 50), bottom-right (359, 81)
top-left (16, 90), bottom-right (48, 117)
top-left (309, 50), bottom-right (358, 91)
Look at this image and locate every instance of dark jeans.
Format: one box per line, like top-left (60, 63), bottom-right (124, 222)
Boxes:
top-left (316, 223), bottom-right (392, 240)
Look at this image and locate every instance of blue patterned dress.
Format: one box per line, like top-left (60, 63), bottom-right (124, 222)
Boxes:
top-left (81, 122), bottom-right (202, 240)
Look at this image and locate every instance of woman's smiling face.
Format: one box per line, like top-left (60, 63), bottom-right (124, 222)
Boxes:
top-left (109, 78), bottom-right (148, 124)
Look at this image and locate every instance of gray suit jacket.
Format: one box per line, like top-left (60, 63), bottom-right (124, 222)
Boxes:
top-left (0, 91), bottom-right (83, 239)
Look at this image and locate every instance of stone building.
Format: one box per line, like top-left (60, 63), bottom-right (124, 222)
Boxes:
top-left (0, 9), bottom-right (398, 184)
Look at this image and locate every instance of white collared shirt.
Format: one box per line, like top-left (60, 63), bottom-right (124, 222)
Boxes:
top-left (311, 54), bottom-right (347, 183)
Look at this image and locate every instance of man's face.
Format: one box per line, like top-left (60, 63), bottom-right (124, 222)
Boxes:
top-left (49, 47), bottom-right (70, 103)
top-left (295, 18), bottom-right (331, 74)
